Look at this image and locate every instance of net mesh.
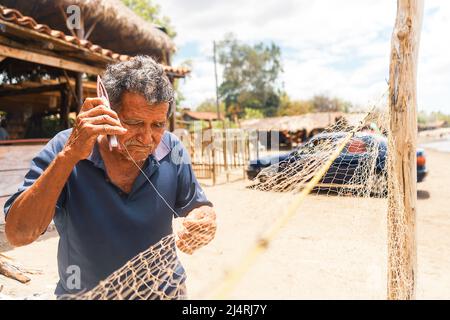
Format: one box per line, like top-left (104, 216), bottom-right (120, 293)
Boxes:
top-left (251, 110), bottom-right (388, 198)
top-left (61, 104), bottom-right (404, 300)
top-left (60, 215), bottom-right (215, 300)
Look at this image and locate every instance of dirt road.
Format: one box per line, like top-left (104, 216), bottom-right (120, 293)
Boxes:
top-left (1, 148), bottom-right (449, 299)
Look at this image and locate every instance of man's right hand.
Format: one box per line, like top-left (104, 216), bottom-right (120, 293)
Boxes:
top-left (62, 97), bottom-right (127, 162)
top-left (5, 97), bottom-right (128, 247)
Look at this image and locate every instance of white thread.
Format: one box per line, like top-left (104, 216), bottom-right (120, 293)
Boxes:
top-left (122, 143), bottom-right (181, 218)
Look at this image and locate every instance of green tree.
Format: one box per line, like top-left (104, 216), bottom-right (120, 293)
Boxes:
top-left (278, 93), bottom-right (314, 116)
top-left (217, 33), bottom-right (283, 119)
top-left (417, 111), bottom-right (429, 125)
top-left (244, 108), bottom-right (264, 119)
top-left (121, 0), bottom-right (176, 38)
top-left (311, 94), bottom-right (353, 112)
top-left (196, 98), bottom-right (225, 114)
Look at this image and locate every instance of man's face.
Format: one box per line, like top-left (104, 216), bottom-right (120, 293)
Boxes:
top-left (116, 92), bottom-right (169, 162)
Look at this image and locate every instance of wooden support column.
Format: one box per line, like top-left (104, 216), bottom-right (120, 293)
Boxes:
top-left (387, 0), bottom-right (424, 300)
top-left (75, 12), bottom-right (85, 113)
top-left (59, 86), bottom-right (70, 129)
top-left (75, 73), bottom-right (83, 113)
top-left (168, 76), bottom-right (176, 132)
top-left (211, 132), bottom-right (216, 186)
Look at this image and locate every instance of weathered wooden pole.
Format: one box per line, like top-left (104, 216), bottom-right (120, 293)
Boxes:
top-left (211, 131), bottom-right (217, 186)
top-left (59, 87), bottom-right (70, 129)
top-left (75, 10), bottom-right (85, 113)
top-left (387, 0), bottom-right (423, 300)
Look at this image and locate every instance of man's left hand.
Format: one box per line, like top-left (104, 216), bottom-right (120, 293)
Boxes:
top-left (176, 206), bottom-right (216, 255)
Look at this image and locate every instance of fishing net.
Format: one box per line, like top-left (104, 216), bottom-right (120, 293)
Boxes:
top-left (207, 106), bottom-right (394, 299)
top-left (60, 214), bottom-right (215, 300)
top-left (58, 102), bottom-right (400, 300)
top-left (251, 111), bottom-right (389, 198)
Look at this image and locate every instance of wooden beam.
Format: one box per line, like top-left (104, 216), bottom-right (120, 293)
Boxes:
top-left (76, 15), bottom-right (85, 113)
top-left (0, 84), bottom-right (67, 97)
top-left (0, 44), bottom-right (103, 75)
top-left (387, 0), bottom-right (423, 300)
top-left (0, 33), bottom-right (107, 71)
top-left (0, 20), bottom-right (114, 65)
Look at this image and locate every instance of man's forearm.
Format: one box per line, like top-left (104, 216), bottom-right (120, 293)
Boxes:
top-left (5, 151), bottom-right (78, 246)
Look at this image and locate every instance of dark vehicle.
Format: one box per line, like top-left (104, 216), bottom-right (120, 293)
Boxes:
top-left (247, 132), bottom-right (428, 187)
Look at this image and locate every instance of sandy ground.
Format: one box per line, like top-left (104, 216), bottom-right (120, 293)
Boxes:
top-left (1, 147), bottom-right (449, 299)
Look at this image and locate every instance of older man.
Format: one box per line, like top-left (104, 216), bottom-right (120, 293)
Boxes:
top-left (3, 56), bottom-right (216, 298)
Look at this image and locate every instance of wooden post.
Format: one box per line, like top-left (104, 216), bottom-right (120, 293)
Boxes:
top-left (75, 72), bottom-right (83, 113)
top-left (211, 132), bottom-right (216, 185)
top-left (233, 136), bottom-right (237, 169)
top-left (169, 77), bottom-right (176, 132)
top-left (76, 12), bottom-right (85, 113)
top-left (59, 87), bottom-right (70, 129)
top-left (223, 129), bottom-right (229, 182)
top-left (387, 0), bottom-right (423, 300)
top-left (243, 132), bottom-right (249, 179)
top-left (256, 130), bottom-right (260, 160)
top-left (213, 41), bottom-right (224, 129)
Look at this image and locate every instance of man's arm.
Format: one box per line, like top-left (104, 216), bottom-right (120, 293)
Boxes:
top-left (5, 98), bottom-right (127, 247)
top-left (5, 151), bottom-right (78, 246)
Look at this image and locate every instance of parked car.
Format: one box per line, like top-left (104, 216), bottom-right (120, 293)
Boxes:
top-left (246, 132), bottom-right (428, 188)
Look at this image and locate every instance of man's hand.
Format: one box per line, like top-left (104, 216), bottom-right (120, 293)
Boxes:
top-left (63, 97), bottom-right (127, 162)
top-left (176, 206), bottom-right (217, 255)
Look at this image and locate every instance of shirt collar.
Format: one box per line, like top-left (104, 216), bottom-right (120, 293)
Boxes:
top-left (153, 134), bottom-right (171, 162)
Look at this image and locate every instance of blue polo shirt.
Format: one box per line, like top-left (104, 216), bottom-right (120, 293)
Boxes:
top-left (3, 129), bottom-right (212, 297)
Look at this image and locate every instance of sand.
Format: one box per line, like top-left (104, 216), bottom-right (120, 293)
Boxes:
top-left (1, 147), bottom-right (449, 299)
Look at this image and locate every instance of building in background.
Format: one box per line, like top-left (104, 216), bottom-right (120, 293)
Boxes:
top-left (0, 0), bottom-right (189, 140)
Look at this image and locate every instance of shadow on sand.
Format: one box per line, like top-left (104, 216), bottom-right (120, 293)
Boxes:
top-left (417, 190), bottom-right (430, 200)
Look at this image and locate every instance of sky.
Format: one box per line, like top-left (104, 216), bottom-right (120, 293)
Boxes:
top-left (155, 0), bottom-right (449, 114)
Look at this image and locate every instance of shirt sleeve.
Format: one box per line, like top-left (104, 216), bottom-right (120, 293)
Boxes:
top-left (3, 131), bottom-right (69, 221)
top-left (173, 141), bottom-right (213, 218)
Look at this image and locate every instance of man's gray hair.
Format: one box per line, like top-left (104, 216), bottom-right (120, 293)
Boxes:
top-left (103, 55), bottom-right (174, 115)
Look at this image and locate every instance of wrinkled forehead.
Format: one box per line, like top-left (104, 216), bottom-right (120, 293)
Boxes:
top-left (118, 92), bottom-right (169, 120)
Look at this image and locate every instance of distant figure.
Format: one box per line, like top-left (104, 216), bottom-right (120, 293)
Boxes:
top-left (0, 119), bottom-right (9, 140)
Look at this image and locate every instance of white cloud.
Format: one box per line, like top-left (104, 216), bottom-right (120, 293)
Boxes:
top-left (157, 0), bottom-right (449, 113)
top-left (176, 56), bottom-right (220, 107)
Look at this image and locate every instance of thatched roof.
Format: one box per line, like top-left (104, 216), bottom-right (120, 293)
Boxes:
top-left (241, 112), bottom-right (367, 132)
top-left (0, 0), bottom-right (176, 60)
top-left (0, 5), bottom-right (189, 78)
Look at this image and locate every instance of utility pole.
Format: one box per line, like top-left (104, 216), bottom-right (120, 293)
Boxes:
top-left (213, 41), bottom-right (223, 128)
top-left (214, 40), bottom-right (229, 180)
top-left (387, 0), bottom-right (424, 300)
